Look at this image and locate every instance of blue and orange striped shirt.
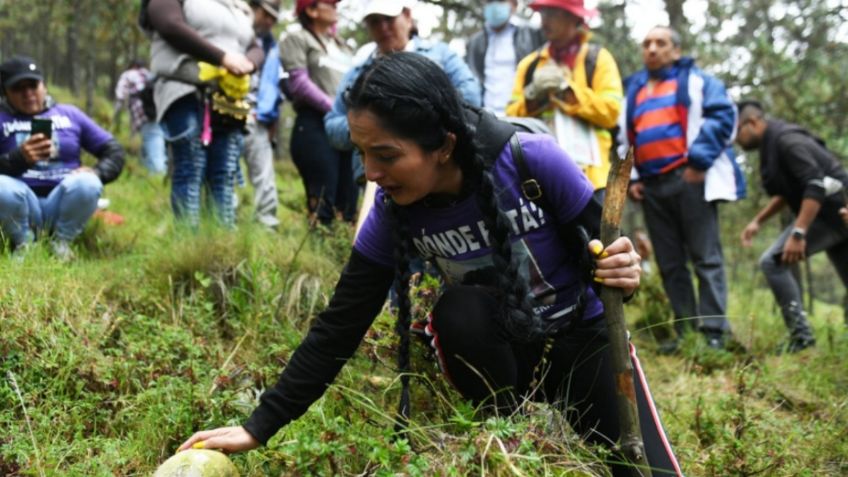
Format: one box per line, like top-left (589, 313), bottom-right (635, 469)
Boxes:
top-left (632, 75), bottom-right (688, 176)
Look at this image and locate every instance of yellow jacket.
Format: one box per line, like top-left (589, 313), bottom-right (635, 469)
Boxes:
top-left (506, 36), bottom-right (623, 190)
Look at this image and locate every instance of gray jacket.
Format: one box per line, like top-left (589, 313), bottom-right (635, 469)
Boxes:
top-left (465, 24), bottom-right (544, 104)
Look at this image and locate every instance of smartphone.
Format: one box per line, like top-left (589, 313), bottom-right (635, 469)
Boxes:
top-left (30, 118), bottom-right (52, 140)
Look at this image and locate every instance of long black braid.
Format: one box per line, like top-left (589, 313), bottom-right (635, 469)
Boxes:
top-left (387, 201), bottom-right (413, 429)
top-left (345, 53), bottom-right (546, 427)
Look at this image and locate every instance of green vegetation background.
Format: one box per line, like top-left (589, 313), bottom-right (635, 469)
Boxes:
top-left (0, 84), bottom-right (846, 476)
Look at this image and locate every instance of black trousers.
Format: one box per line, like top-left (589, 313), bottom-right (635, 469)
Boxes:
top-left (426, 286), bottom-right (681, 477)
top-left (290, 108), bottom-right (358, 224)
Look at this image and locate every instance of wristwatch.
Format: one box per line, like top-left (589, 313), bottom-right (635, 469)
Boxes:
top-left (790, 227), bottom-right (806, 241)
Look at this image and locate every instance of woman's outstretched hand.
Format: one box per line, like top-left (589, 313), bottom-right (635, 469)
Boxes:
top-left (177, 426), bottom-right (260, 454)
top-left (589, 237), bottom-right (641, 297)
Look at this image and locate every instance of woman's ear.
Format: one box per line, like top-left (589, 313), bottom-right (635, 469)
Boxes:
top-left (438, 132), bottom-right (457, 164)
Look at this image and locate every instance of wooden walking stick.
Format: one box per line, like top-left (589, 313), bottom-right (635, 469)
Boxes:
top-left (600, 146), bottom-right (652, 477)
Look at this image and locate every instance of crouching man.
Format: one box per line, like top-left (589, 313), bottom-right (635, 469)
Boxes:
top-left (736, 100), bottom-right (848, 352)
top-left (0, 56), bottom-right (124, 260)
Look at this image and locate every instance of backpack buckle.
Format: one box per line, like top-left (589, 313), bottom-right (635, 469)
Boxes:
top-left (521, 179), bottom-right (543, 201)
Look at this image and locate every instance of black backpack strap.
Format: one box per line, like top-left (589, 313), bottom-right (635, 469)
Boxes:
top-left (522, 48), bottom-right (545, 87)
top-left (584, 43), bottom-right (601, 89)
top-left (507, 132), bottom-right (594, 335)
top-left (509, 133), bottom-right (551, 212)
top-left (470, 106), bottom-right (519, 161)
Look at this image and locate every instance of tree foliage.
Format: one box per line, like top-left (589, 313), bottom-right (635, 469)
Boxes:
top-left (0, 0), bottom-right (147, 112)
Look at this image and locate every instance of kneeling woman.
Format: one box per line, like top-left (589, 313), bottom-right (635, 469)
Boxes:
top-left (179, 53), bottom-right (681, 476)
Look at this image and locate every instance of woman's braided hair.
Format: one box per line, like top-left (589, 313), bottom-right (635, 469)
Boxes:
top-left (344, 52), bottom-right (547, 420)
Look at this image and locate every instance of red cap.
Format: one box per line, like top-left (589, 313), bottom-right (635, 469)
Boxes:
top-left (528, 0), bottom-right (598, 19)
top-left (296, 0), bottom-right (340, 15)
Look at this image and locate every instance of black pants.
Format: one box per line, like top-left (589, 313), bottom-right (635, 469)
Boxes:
top-left (426, 286), bottom-right (681, 477)
top-left (290, 108), bottom-right (358, 224)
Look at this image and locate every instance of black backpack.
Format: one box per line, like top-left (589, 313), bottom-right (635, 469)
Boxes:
top-left (132, 77), bottom-right (157, 121)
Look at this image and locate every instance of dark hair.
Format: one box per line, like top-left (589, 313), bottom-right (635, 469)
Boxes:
top-left (649, 25), bottom-right (682, 48)
top-left (736, 99), bottom-right (765, 122)
top-left (297, 1), bottom-right (316, 27)
top-left (345, 54), bottom-right (542, 384)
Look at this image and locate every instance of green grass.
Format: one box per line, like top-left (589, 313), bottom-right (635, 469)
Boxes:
top-left (1, 94), bottom-right (847, 475)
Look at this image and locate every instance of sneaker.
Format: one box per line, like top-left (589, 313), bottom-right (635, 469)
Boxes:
top-left (50, 239), bottom-right (75, 262)
top-left (776, 337), bottom-right (816, 355)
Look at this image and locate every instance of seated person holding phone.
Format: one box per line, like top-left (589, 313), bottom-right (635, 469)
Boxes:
top-left (0, 56), bottom-right (124, 260)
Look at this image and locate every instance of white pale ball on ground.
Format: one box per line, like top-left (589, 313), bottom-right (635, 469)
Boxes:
top-left (153, 449), bottom-right (239, 477)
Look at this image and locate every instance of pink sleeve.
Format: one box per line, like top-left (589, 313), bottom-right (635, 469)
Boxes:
top-left (287, 68), bottom-right (333, 113)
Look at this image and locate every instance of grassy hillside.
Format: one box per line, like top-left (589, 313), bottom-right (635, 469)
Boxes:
top-left (1, 92), bottom-right (847, 476)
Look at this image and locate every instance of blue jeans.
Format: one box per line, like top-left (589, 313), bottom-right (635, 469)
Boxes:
top-left (162, 94), bottom-right (243, 228)
top-left (140, 121), bottom-right (168, 175)
top-left (0, 172), bottom-right (102, 247)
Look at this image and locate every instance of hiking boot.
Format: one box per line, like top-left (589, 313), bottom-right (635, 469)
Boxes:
top-left (775, 337), bottom-right (816, 355)
top-left (50, 239), bottom-right (75, 262)
top-left (773, 301), bottom-right (816, 354)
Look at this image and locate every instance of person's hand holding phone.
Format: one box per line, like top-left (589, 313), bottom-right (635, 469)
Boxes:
top-left (20, 133), bottom-right (52, 165)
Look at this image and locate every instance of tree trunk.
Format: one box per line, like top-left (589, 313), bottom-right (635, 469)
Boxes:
top-left (66, 1), bottom-right (80, 93)
top-left (663, 0), bottom-right (690, 47)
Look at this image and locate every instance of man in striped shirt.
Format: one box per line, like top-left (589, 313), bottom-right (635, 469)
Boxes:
top-left (619, 26), bottom-right (746, 352)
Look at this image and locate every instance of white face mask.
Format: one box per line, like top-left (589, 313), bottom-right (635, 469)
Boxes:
top-left (483, 2), bottom-right (512, 29)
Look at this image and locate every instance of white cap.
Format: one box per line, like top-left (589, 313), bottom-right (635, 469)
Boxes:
top-left (359, 0), bottom-right (412, 22)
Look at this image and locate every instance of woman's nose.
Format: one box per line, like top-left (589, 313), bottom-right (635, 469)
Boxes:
top-left (363, 157), bottom-right (385, 182)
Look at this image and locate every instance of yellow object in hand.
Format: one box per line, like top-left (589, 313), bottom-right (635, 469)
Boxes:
top-left (219, 72), bottom-right (250, 99)
top-left (591, 242), bottom-right (604, 256)
top-left (198, 62), bottom-right (225, 82)
top-left (192, 441), bottom-right (206, 449)
top-left (197, 62), bottom-right (250, 100)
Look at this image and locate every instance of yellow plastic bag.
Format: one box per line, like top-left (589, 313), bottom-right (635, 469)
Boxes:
top-left (197, 62), bottom-right (250, 99)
